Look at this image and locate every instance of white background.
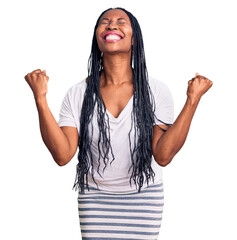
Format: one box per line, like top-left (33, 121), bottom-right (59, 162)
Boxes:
top-left (1, 0), bottom-right (236, 239)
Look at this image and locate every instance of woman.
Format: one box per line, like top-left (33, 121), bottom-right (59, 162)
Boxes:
top-left (25, 7), bottom-right (213, 240)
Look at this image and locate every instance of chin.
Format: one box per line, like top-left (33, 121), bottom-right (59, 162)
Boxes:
top-left (101, 47), bottom-right (132, 56)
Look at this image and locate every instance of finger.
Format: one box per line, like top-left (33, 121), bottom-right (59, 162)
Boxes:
top-left (195, 72), bottom-right (199, 77)
top-left (32, 69), bottom-right (42, 73)
top-left (200, 75), bottom-right (208, 81)
top-left (24, 74), bottom-right (29, 81)
top-left (40, 70), bottom-right (48, 80)
top-left (40, 72), bottom-right (49, 80)
top-left (41, 71), bottom-right (47, 76)
top-left (39, 73), bottom-right (47, 80)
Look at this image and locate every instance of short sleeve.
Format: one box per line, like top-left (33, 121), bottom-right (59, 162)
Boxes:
top-left (152, 81), bottom-right (174, 126)
top-left (58, 89), bottom-right (77, 128)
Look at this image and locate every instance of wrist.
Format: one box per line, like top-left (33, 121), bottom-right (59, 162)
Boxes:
top-left (186, 95), bottom-right (200, 106)
top-left (34, 95), bottom-right (47, 107)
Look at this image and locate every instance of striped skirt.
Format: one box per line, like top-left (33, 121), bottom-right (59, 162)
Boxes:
top-left (77, 180), bottom-right (164, 240)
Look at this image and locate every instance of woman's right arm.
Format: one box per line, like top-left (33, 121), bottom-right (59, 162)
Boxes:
top-left (25, 69), bottom-right (79, 166)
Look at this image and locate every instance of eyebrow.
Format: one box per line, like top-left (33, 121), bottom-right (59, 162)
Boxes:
top-left (100, 17), bottom-right (127, 21)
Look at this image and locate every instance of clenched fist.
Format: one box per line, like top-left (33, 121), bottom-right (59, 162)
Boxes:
top-left (187, 72), bottom-right (213, 102)
top-left (25, 69), bottom-right (49, 100)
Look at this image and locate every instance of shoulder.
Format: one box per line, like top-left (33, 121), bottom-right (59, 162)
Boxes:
top-left (66, 78), bottom-right (87, 94)
top-left (64, 78), bottom-right (87, 100)
top-left (148, 75), bottom-right (173, 98)
top-left (148, 76), bottom-right (174, 124)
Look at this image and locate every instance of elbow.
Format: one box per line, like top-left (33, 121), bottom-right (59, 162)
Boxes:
top-left (154, 147), bottom-right (177, 167)
top-left (52, 154), bottom-right (71, 167)
top-left (157, 160), bottom-right (170, 167)
top-left (56, 160), bottom-right (68, 167)
top-left (155, 154), bottom-right (175, 167)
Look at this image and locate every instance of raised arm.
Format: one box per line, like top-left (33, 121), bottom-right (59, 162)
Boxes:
top-left (152, 72), bottom-right (213, 166)
top-left (25, 69), bottom-right (78, 166)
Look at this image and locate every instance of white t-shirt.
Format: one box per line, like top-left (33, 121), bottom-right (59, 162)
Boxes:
top-left (58, 76), bottom-right (174, 192)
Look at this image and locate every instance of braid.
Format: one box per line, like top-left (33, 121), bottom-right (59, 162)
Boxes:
top-left (73, 7), bottom-right (171, 193)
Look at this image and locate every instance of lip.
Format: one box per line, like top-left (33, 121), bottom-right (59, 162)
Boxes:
top-left (102, 31), bottom-right (124, 42)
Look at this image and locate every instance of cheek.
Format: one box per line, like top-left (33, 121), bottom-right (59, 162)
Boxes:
top-left (95, 30), bottom-right (102, 46)
top-left (96, 26), bottom-right (102, 39)
top-left (96, 30), bottom-right (103, 51)
top-left (96, 27), bottom-right (105, 39)
top-left (126, 28), bottom-right (133, 42)
top-left (95, 29), bottom-right (100, 41)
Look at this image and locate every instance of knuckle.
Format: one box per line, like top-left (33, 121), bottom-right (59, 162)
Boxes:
top-left (25, 73), bottom-right (30, 80)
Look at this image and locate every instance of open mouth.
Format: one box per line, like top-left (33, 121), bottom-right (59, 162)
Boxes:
top-left (102, 31), bottom-right (123, 41)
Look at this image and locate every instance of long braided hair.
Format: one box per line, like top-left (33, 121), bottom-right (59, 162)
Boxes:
top-left (73, 7), bottom-right (171, 193)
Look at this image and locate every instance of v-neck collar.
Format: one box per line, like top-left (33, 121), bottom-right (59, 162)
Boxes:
top-left (105, 95), bottom-right (134, 122)
top-left (84, 78), bottom-right (134, 123)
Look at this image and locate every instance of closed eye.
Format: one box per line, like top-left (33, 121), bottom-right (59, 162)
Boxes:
top-left (117, 21), bottom-right (126, 25)
top-left (99, 18), bottom-right (128, 26)
top-left (99, 21), bottom-right (127, 26)
top-left (100, 21), bottom-right (109, 24)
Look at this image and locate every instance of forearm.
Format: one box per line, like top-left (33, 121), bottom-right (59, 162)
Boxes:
top-left (154, 96), bottom-right (200, 166)
top-left (35, 96), bottom-right (71, 165)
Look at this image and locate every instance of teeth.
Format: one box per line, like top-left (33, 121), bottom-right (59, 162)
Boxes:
top-left (105, 34), bottom-right (121, 40)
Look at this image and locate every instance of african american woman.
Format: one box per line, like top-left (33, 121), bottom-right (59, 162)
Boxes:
top-left (25, 7), bottom-right (213, 240)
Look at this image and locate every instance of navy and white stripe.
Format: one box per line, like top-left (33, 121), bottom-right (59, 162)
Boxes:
top-left (78, 181), bottom-right (164, 240)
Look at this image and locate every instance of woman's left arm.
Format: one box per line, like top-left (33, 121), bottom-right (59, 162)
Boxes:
top-left (152, 73), bottom-right (213, 167)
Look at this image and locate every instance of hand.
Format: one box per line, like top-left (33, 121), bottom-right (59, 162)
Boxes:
top-left (187, 72), bottom-right (213, 102)
top-left (25, 69), bottom-right (49, 100)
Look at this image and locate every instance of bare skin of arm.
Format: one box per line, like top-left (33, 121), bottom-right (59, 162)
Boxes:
top-left (25, 69), bottom-right (78, 166)
top-left (152, 73), bottom-right (213, 167)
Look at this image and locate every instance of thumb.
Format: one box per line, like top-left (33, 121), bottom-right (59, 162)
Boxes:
top-left (42, 70), bottom-right (49, 81)
top-left (44, 75), bottom-right (49, 82)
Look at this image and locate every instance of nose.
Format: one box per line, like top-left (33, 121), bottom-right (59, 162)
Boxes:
top-left (107, 21), bottom-right (118, 30)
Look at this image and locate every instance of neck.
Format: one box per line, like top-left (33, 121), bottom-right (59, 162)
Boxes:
top-left (101, 53), bottom-right (133, 86)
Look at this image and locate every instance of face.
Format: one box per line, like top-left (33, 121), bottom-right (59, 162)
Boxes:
top-left (96, 9), bottom-right (133, 55)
